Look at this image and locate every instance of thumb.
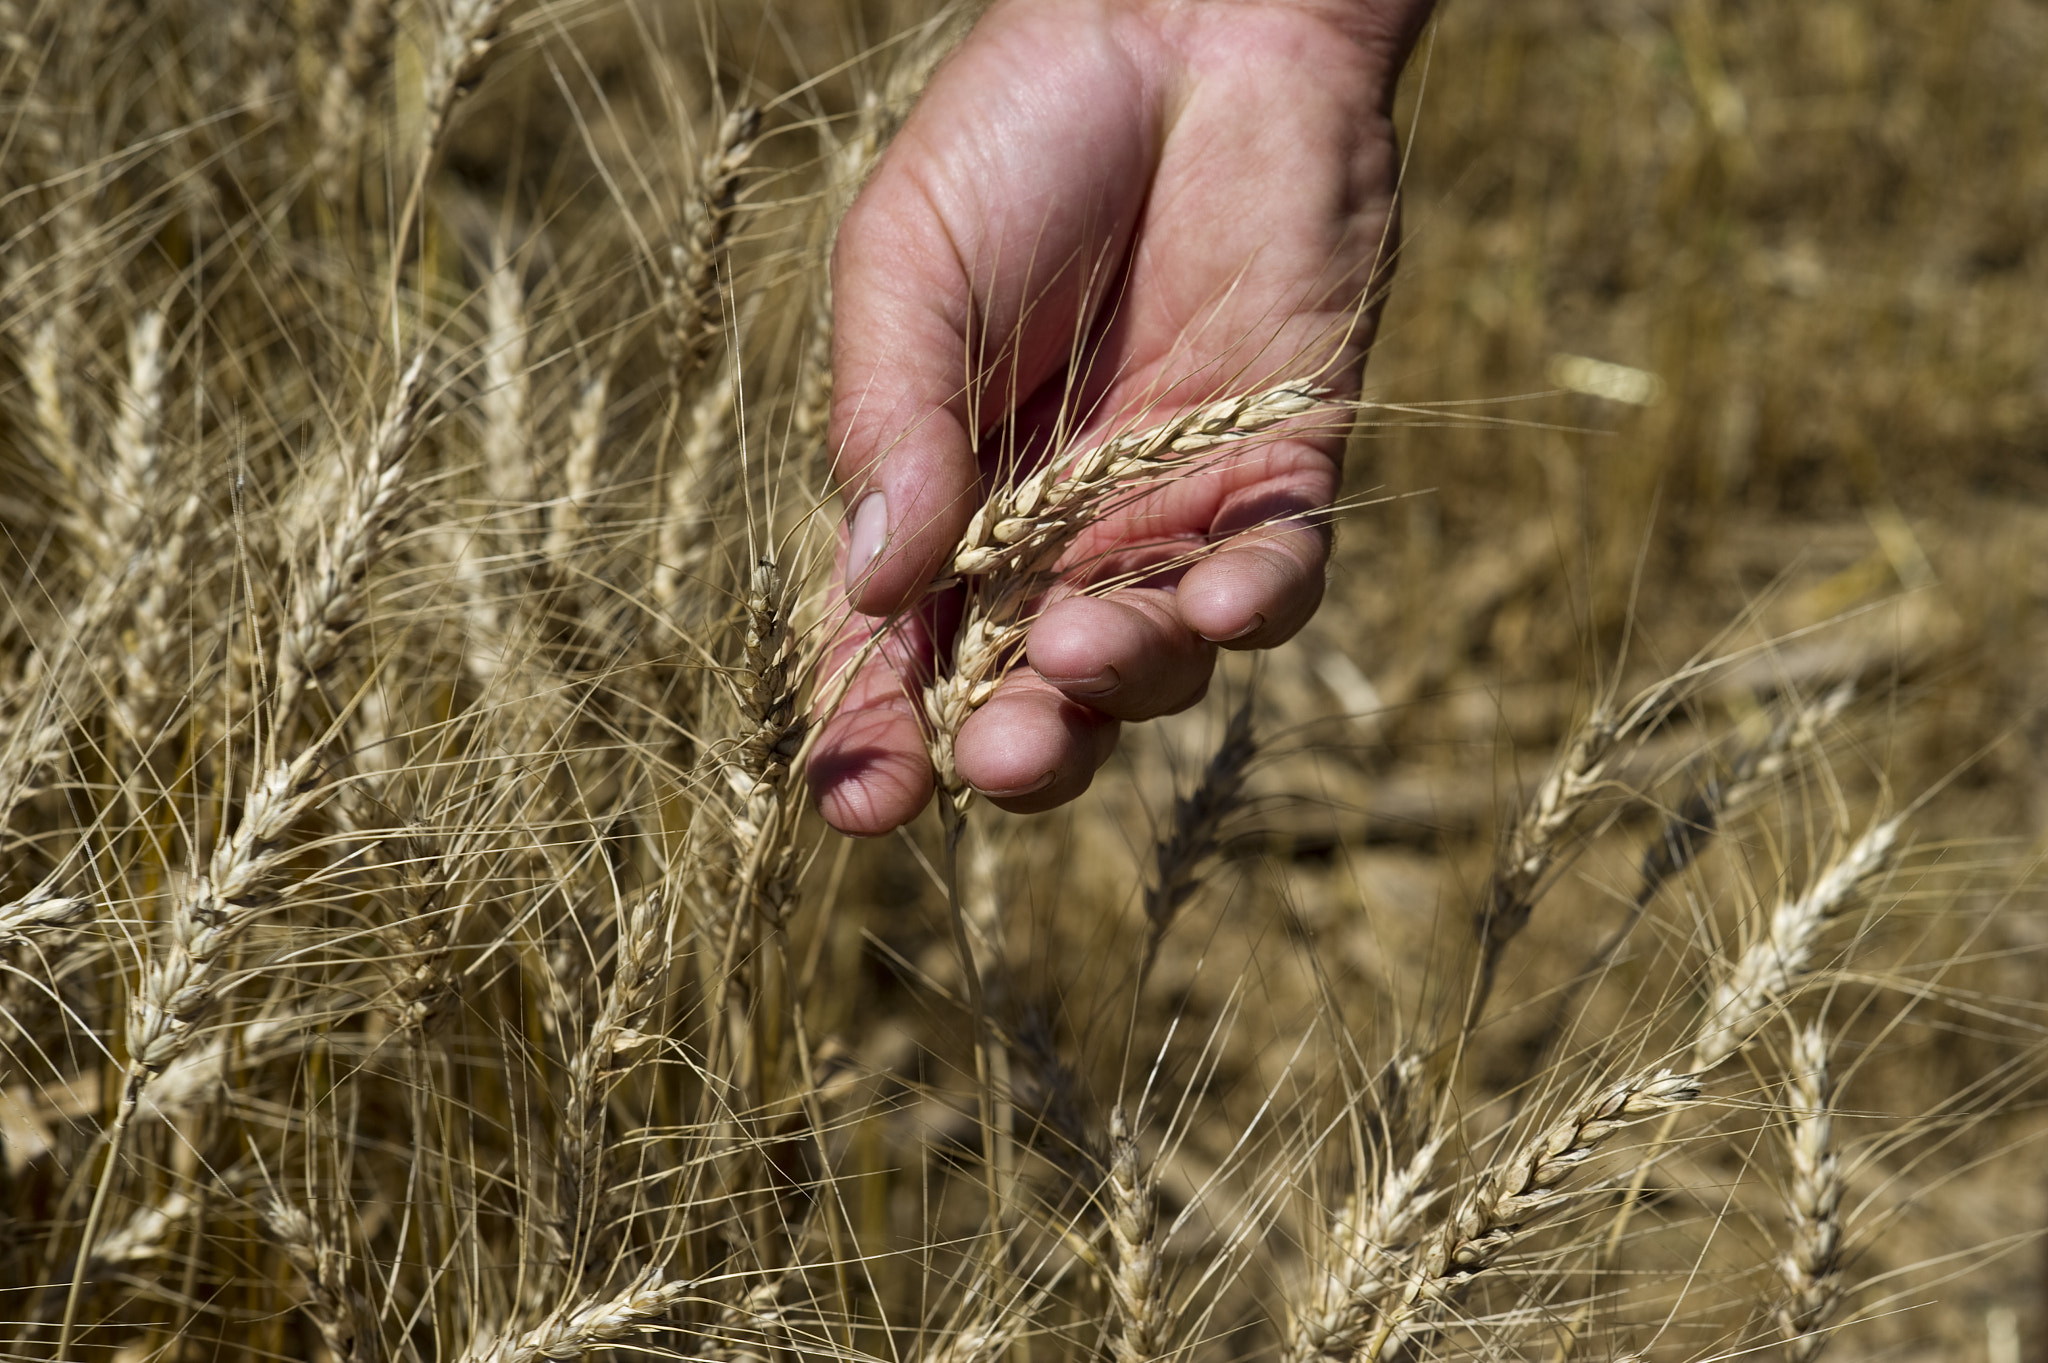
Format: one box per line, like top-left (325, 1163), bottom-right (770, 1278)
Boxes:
top-left (828, 3), bottom-right (1159, 616)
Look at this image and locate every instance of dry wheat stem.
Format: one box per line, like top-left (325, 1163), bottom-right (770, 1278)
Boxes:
top-left (1776, 1022), bottom-right (1845, 1362)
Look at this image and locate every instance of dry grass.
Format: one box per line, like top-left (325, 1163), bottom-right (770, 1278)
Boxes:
top-left (0, 1), bottom-right (2044, 1361)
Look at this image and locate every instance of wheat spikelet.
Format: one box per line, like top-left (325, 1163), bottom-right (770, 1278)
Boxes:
top-left (1776, 1022), bottom-right (1845, 1361)
top-left (0, 887), bottom-right (93, 949)
top-left (1691, 816), bottom-right (1903, 1071)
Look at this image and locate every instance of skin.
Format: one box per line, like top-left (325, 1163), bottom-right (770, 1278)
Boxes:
top-left (808, 0), bottom-right (1435, 836)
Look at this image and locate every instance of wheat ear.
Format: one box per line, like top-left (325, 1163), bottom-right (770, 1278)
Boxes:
top-left (557, 891), bottom-right (668, 1268)
top-left (1284, 1135), bottom-right (1445, 1363)
top-left (1776, 1021), bottom-right (1846, 1362)
top-left (313, 0), bottom-right (394, 199)
top-left (1141, 697), bottom-right (1256, 984)
top-left (666, 105), bottom-right (761, 379)
top-left (1107, 1106), bottom-right (1168, 1363)
top-left (542, 367), bottom-right (611, 568)
top-left (466, 1269), bottom-right (697, 1363)
top-left (927, 380), bottom-right (1325, 808)
top-left (262, 1196), bottom-right (379, 1363)
top-left (419, 0), bottom-right (515, 162)
top-left (652, 376), bottom-right (737, 618)
top-left (1691, 816), bottom-right (1902, 1071)
top-left (482, 250), bottom-right (533, 517)
top-left (1365, 1068), bottom-right (1702, 1360)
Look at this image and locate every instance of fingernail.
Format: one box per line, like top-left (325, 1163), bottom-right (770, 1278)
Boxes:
top-left (981, 770), bottom-right (1056, 799)
top-left (847, 492), bottom-right (888, 579)
top-left (1039, 664), bottom-right (1120, 698)
top-left (1202, 612), bottom-right (1267, 644)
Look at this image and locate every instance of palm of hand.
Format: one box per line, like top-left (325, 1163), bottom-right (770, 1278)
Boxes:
top-left (811, 0), bottom-right (1415, 835)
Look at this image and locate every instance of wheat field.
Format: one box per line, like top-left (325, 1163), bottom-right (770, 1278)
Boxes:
top-left (0, 1), bottom-right (2043, 1360)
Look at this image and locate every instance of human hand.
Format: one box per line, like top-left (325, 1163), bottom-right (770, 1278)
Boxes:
top-left (808, 0), bottom-right (1433, 835)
